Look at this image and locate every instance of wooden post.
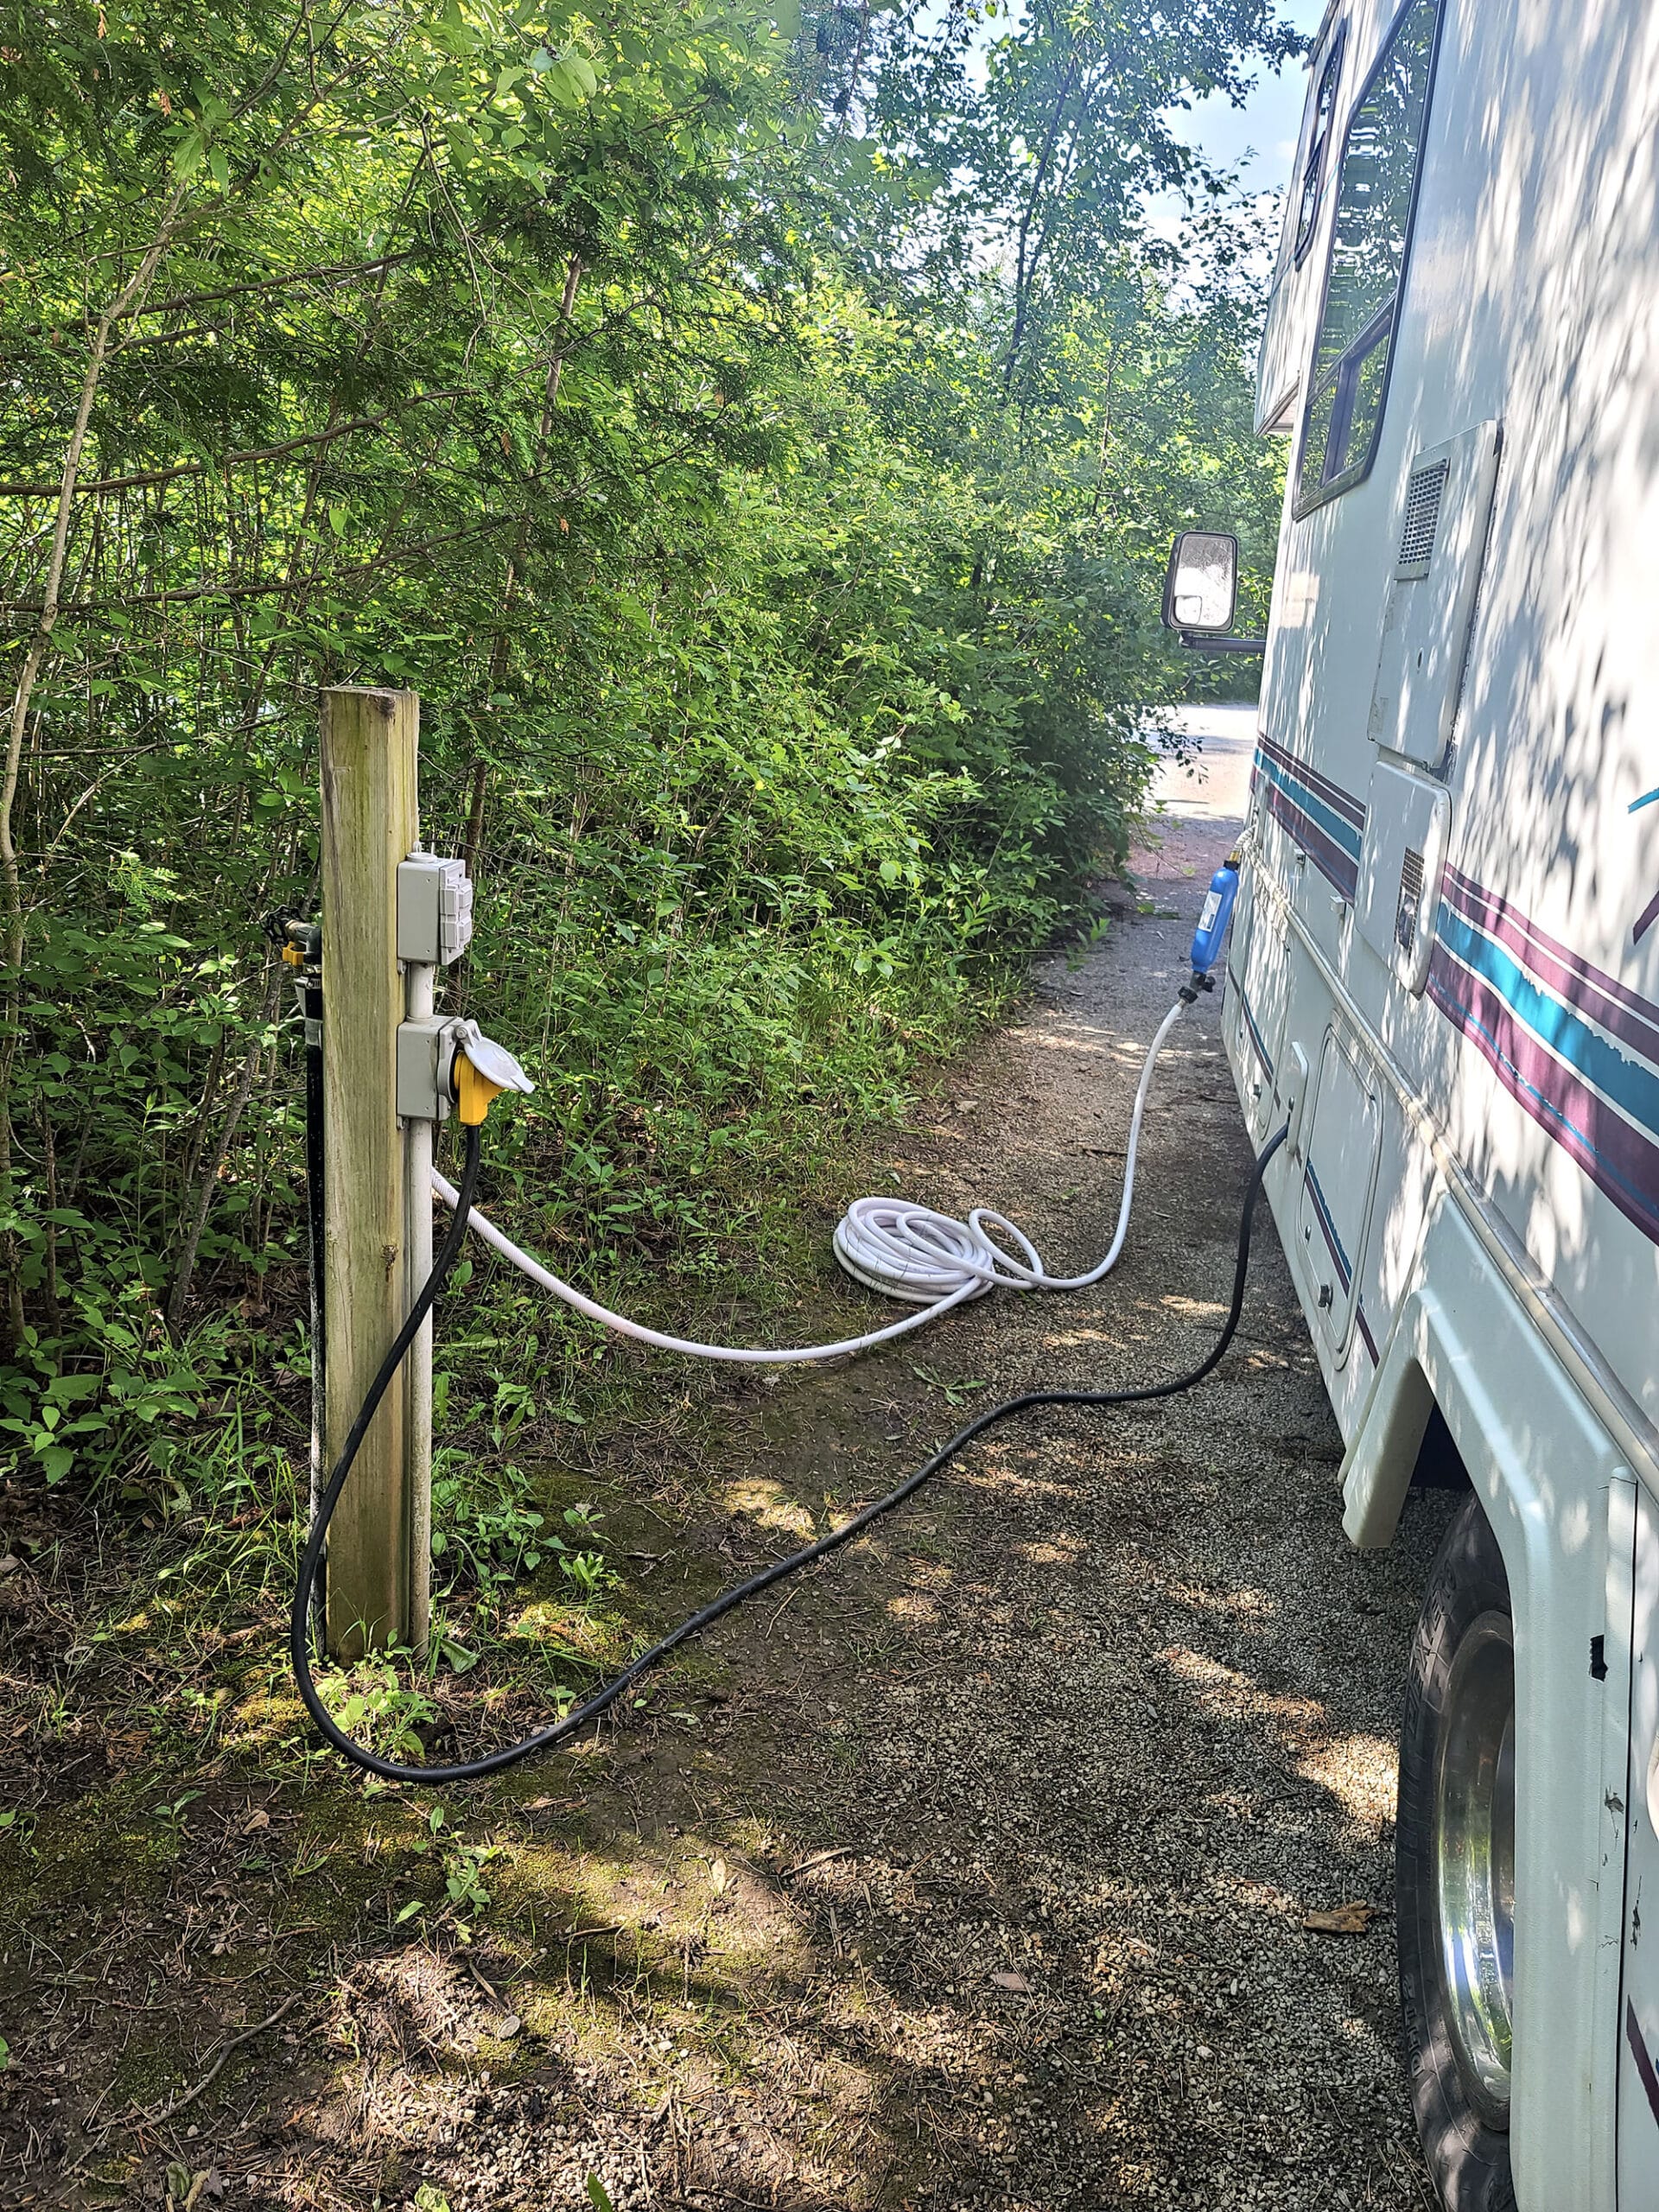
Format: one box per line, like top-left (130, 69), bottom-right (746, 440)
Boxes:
top-left (320, 686), bottom-right (419, 1656)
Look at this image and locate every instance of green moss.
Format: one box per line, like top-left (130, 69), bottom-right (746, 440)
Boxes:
top-left (0, 1785), bottom-right (173, 1937)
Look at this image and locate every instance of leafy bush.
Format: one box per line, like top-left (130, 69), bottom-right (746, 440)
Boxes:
top-left (0, 0), bottom-right (1287, 1509)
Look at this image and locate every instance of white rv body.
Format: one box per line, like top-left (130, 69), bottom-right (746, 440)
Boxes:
top-left (1231, 1), bottom-right (1659, 2202)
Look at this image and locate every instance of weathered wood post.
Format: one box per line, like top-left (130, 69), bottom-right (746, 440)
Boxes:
top-left (319, 685), bottom-right (420, 1656)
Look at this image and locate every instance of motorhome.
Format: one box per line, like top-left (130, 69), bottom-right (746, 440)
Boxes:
top-left (1164, 2), bottom-right (1659, 2204)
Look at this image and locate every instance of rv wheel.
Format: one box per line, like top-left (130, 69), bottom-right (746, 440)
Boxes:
top-left (1396, 1494), bottom-right (1517, 2212)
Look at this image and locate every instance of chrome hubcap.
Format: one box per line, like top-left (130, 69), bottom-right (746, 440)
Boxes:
top-left (1433, 1611), bottom-right (1516, 2126)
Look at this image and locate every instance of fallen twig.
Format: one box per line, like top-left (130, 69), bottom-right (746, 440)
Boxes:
top-left (135, 1989), bottom-right (303, 2126)
top-left (780, 1845), bottom-right (855, 1884)
top-left (462, 1955), bottom-right (505, 2007)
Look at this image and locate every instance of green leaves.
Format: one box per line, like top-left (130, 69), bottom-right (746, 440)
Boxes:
top-left (543, 51), bottom-right (598, 105)
top-left (397, 1805), bottom-right (499, 1937)
top-left (0, 0), bottom-right (1277, 1525)
top-left (316, 1658), bottom-right (435, 1759)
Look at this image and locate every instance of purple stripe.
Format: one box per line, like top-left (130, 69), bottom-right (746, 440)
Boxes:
top-left (1628, 2001), bottom-right (1659, 2130)
top-left (1258, 734), bottom-right (1368, 827)
top-left (1427, 947), bottom-right (1659, 1244)
top-left (1451, 867), bottom-right (1659, 1030)
top-left (1356, 1304), bottom-right (1379, 1364)
top-left (1257, 734), bottom-right (1368, 830)
top-left (1239, 987), bottom-right (1275, 1079)
top-left (1305, 1165), bottom-right (1352, 1289)
top-left (1264, 785), bottom-right (1359, 899)
top-left (1444, 865), bottom-right (1659, 1058)
top-left (1635, 884), bottom-right (1659, 948)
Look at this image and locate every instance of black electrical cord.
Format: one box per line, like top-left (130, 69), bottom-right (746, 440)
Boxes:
top-left (301, 966), bottom-right (326, 1628)
top-left (292, 1122), bottom-right (1290, 1785)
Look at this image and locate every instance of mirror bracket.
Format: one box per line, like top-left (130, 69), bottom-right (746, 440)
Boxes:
top-left (1179, 632), bottom-right (1267, 655)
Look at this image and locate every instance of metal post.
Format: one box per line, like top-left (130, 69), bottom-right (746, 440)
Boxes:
top-left (404, 952), bottom-right (435, 1659)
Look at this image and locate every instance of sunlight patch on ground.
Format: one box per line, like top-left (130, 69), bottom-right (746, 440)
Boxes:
top-left (1160, 1643), bottom-right (1325, 1738)
top-left (1164, 1578), bottom-right (1281, 1625)
top-left (721, 1478), bottom-right (817, 1540)
top-left (1295, 1729), bottom-right (1398, 1830)
top-left (1160, 1294), bottom-right (1229, 1322)
top-left (886, 1588), bottom-right (944, 1625)
top-left (1017, 1535), bottom-right (1088, 1567)
top-left (1024, 1029), bottom-right (1141, 1059)
top-left (1037, 1325), bottom-right (1133, 1351)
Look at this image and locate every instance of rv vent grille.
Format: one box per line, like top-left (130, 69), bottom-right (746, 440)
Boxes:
top-left (1395, 846), bottom-right (1427, 956)
top-left (1397, 459), bottom-right (1451, 578)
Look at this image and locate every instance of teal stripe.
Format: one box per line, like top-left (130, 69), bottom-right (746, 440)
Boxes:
top-left (1259, 755), bottom-right (1363, 861)
top-left (1437, 904), bottom-right (1659, 1139)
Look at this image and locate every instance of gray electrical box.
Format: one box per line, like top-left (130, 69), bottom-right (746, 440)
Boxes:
top-left (397, 854), bottom-right (474, 965)
top-left (397, 1014), bottom-right (454, 1122)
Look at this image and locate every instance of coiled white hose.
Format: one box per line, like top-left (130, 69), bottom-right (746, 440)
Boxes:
top-left (431, 996), bottom-right (1187, 1365)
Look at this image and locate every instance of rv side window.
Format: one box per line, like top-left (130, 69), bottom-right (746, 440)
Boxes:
top-left (1294, 0), bottom-right (1443, 516)
top-left (1292, 29), bottom-right (1345, 264)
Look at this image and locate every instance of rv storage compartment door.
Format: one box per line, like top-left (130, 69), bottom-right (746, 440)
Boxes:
top-left (1356, 758), bottom-right (1452, 996)
top-left (1368, 421), bottom-right (1501, 767)
top-left (1296, 1027), bottom-right (1380, 1363)
top-left (1622, 1484), bottom-right (1659, 2208)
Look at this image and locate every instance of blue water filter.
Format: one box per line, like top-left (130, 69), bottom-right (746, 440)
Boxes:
top-left (1189, 853), bottom-right (1241, 979)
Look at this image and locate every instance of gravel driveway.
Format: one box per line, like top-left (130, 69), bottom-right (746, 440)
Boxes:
top-left (686, 702), bottom-right (1454, 2210)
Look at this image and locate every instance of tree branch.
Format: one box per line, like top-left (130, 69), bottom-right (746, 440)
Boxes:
top-left (0, 390), bottom-right (472, 500)
top-left (0, 183), bottom-right (191, 1355)
top-left (124, 249), bottom-right (419, 321)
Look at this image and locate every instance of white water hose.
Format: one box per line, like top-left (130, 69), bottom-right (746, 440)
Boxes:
top-left (429, 997), bottom-right (1188, 1364)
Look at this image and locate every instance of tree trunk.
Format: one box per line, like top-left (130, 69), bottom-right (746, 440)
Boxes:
top-left (163, 966), bottom-right (283, 1334)
top-left (0, 191), bottom-right (188, 1359)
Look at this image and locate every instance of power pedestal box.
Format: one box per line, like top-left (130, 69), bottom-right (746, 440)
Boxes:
top-left (397, 855), bottom-right (473, 966)
top-left (397, 1015), bottom-right (455, 1123)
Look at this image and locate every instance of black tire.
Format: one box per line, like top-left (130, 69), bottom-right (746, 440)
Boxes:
top-left (1396, 1493), bottom-right (1518, 2212)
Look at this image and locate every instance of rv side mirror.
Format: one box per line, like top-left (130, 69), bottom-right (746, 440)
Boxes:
top-left (1162, 530), bottom-right (1239, 635)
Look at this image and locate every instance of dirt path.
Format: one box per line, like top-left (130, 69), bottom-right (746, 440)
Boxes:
top-left (13, 709), bottom-right (1456, 2211)
top-left (341, 705), bottom-right (1446, 2211)
top-left (639, 702), bottom-right (1452, 2211)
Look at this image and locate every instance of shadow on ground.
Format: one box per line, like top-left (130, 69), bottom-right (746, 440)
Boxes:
top-left (2, 725), bottom-right (1444, 2210)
